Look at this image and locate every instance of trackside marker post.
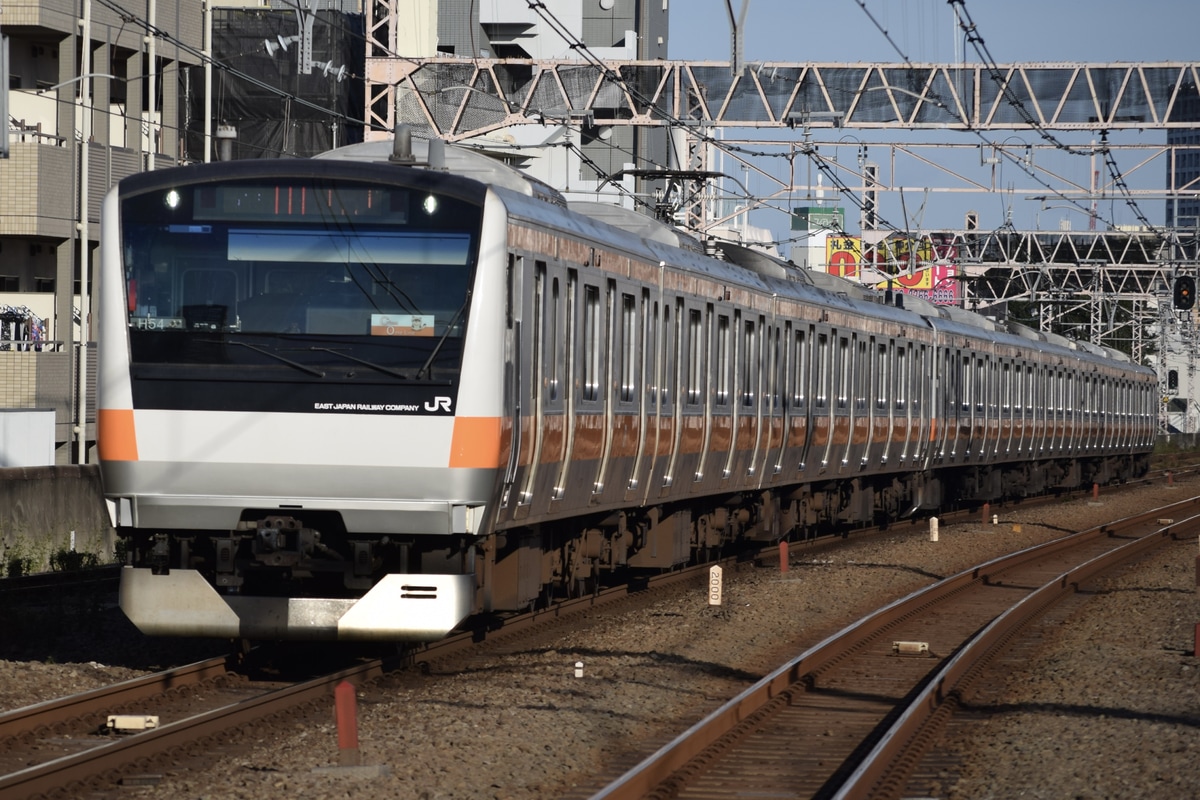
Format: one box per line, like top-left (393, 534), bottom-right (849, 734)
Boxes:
top-left (709, 565), bottom-right (723, 606)
top-left (929, 517), bottom-right (939, 542)
top-left (779, 541), bottom-right (788, 573)
top-left (335, 680), bottom-right (361, 767)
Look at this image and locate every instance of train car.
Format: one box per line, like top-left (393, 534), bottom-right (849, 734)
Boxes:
top-left (97, 133), bottom-right (1158, 641)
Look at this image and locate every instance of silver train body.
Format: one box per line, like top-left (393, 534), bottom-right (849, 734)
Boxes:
top-left (97, 137), bottom-right (1158, 641)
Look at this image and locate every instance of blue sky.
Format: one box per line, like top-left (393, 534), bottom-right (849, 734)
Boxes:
top-left (665, 0), bottom-right (1199, 239)
top-left (669, 0), bottom-right (1199, 64)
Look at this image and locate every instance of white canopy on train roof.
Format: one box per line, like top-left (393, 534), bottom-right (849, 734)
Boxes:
top-left (317, 130), bottom-right (567, 207)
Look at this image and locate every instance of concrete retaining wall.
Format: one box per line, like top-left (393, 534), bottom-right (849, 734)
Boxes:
top-left (0, 465), bottom-right (115, 574)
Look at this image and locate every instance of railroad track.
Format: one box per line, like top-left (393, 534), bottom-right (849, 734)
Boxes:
top-left (0, 468), bottom-right (1192, 797)
top-left (0, 551), bottom-right (747, 799)
top-left (587, 495), bottom-right (1200, 800)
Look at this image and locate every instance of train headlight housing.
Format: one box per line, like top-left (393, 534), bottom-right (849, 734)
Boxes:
top-left (164, 189), bottom-right (182, 210)
top-left (422, 194), bottom-right (438, 216)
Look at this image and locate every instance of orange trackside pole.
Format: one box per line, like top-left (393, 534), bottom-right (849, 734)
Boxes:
top-left (335, 680), bottom-right (361, 767)
top-left (779, 541), bottom-right (788, 573)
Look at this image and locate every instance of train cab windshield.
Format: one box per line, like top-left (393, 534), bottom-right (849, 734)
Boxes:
top-left (119, 177), bottom-right (482, 382)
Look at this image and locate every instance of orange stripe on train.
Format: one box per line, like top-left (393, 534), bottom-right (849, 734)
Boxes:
top-left (98, 409), bottom-right (139, 461)
top-left (450, 416), bottom-right (502, 468)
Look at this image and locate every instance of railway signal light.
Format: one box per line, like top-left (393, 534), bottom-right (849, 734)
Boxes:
top-left (1174, 276), bottom-right (1196, 310)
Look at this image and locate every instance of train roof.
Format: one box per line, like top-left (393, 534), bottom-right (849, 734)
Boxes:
top-left (315, 135), bottom-right (568, 208)
top-left (316, 135), bottom-right (1145, 376)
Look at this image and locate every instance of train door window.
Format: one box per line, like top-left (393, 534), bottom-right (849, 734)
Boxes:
top-left (1027, 365), bottom-right (1035, 415)
top-left (913, 344), bottom-right (925, 415)
top-left (875, 340), bottom-right (889, 411)
top-left (646, 300), bottom-right (660, 408)
top-left (548, 271), bottom-right (561, 403)
top-left (716, 314), bottom-right (731, 406)
top-left (620, 292), bottom-right (637, 404)
top-left (837, 336), bottom-right (850, 410)
top-left (741, 318), bottom-right (758, 407)
top-left (895, 343), bottom-right (907, 410)
top-left (816, 333), bottom-right (830, 409)
top-left (532, 262), bottom-right (544, 406)
top-left (582, 284), bottom-right (602, 403)
top-left (638, 290), bottom-right (652, 408)
top-left (686, 307), bottom-right (704, 406)
top-left (792, 327), bottom-right (808, 410)
top-left (855, 337), bottom-right (868, 412)
top-left (987, 358), bottom-right (997, 417)
top-left (769, 325), bottom-right (782, 410)
top-left (952, 352), bottom-right (964, 413)
top-left (1001, 362), bottom-right (1011, 414)
top-left (974, 356), bottom-right (985, 413)
top-left (665, 300), bottom-right (679, 408)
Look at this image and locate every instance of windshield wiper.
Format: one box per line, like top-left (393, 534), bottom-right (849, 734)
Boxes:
top-left (227, 340), bottom-right (325, 377)
top-left (416, 302), bottom-right (467, 380)
top-left (307, 347), bottom-right (408, 379)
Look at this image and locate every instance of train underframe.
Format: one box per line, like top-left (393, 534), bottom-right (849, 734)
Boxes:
top-left (119, 451), bottom-right (1150, 640)
top-left (483, 450), bottom-right (1152, 611)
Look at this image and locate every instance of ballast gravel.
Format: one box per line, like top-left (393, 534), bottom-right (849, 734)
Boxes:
top-left (3, 477), bottom-right (1200, 800)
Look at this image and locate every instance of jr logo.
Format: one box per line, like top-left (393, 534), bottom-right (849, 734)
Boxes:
top-left (425, 396), bottom-right (452, 413)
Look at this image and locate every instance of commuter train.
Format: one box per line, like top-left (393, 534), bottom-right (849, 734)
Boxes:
top-left (97, 133), bottom-right (1158, 642)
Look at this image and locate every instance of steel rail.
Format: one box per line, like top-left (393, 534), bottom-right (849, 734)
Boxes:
top-left (588, 494), bottom-right (1200, 800)
top-left (0, 656), bottom-right (232, 741)
top-left (833, 511), bottom-right (1200, 800)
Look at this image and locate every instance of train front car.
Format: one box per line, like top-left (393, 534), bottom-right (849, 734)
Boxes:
top-left (97, 159), bottom-right (505, 641)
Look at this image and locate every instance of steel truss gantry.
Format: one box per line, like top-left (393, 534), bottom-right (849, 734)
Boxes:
top-left (361, 35), bottom-right (1200, 369)
top-left (364, 58), bottom-right (1200, 139)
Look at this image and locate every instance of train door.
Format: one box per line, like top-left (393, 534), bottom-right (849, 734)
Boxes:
top-left (966, 354), bottom-right (982, 461)
top-left (638, 298), bottom-right (671, 505)
top-left (833, 333), bottom-right (854, 469)
top-left (747, 316), bottom-right (771, 483)
top-left (757, 321), bottom-right (783, 484)
top-left (1047, 367), bottom-right (1060, 456)
top-left (914, 342), bottom-right (933, 469)
top-left (1032, 363), bottom-right (1046, 457)
top-left (893, 341), bottom-right (910, 466)
top-left (594, 283), bottom-right (635, 501)
top-left (677, 304), bottom-right (705, 488)
top-left (791, 325), bottom-right (813, 477)
top-left (1113, 376), bottom-right (1123, 450)
top-left (625, 288), bottom-right (654, 502)
top-left (509, 259), bottom-right (541, 513)
top-left (859, 336), bottom-right (877, 469)
top-left (720, 311), bottom-right (748, 482)
top-left (549, 273), bottom-right (582, 507)
top-left (941, 348), bottom-right (959, 460)
top-left (500, 255), bottom-right (526, 512)
top-left (707, 310), bottom-right (732, 486)
top-left (816, 330), bottom-right (835, 470)
top-left (660, 299), bottom-right (685, 497)
top-left (1019, 362), bottom-right (1033, 456)
top-left (999, 360), bottom-right (1013, 457)
top-left (833, 333), bottom-right (858, 470)
top-left (875, 338), bottom-right (894, 467)
top-left (690, 305), bottom-right (713, 487)
top-left (768, 321), bottom-right (793, 481)
top-left (987, 356), bottom-right (1000, 458)
top-left (1057, 369), bottom-right (1069, 455)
